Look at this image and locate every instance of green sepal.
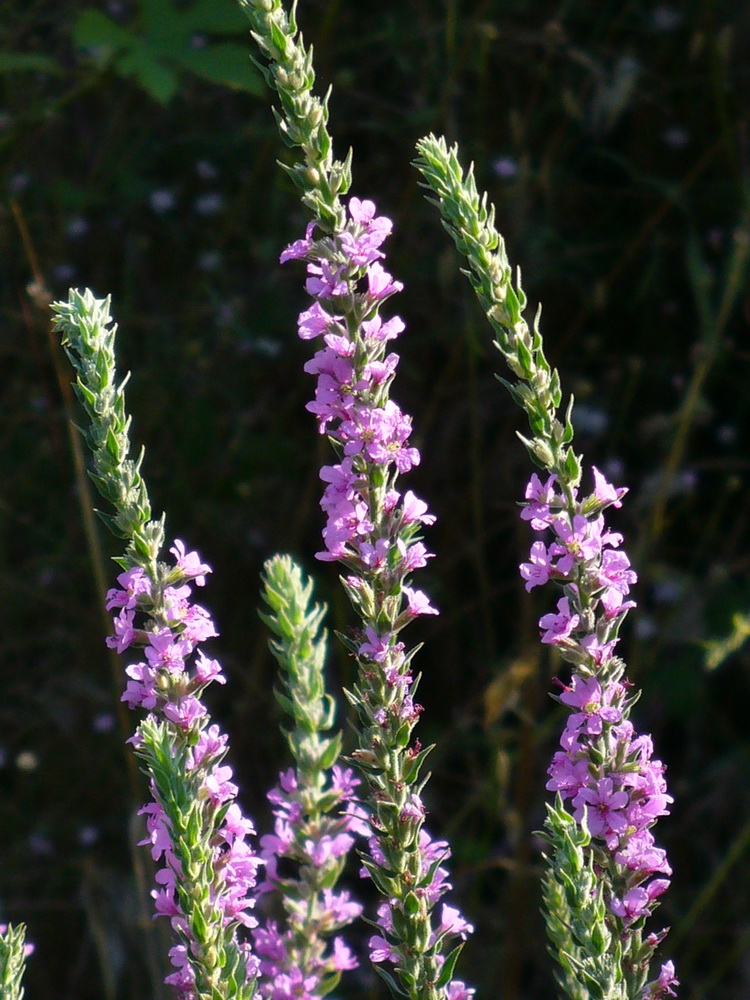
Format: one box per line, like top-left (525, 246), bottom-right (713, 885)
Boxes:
top-left (373, 963), bottom-right (410, 998)
top-left (190, 901), bottom-right (209, 944)
top-left (562, 394), bottom-right (576, 446)
top-left (316, 970), bottom-right (342, 998)
top-left (319, 729), bottom-right (342, 770)
top-left (359, 854), bottom-right (399, 896)
top-left (435, 942), bottom-right (465, 989)
top-left (401, 742), bottom-right (434, 784)
top-left (403, 890), bottom-right (421, 916)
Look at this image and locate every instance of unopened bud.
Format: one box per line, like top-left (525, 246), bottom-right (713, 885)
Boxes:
top-left (308, 103), bottom-right (324, 128)
top-left (530, 439), bottom-right (555, 467)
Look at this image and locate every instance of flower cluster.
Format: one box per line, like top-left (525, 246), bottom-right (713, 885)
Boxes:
top-left (280, 197), bottom-right (472, 999)
top-left (519, 469), bottom-right (678, 998)
top-left (107, 541), bottom-right (262, 999)
top-left (283, 198), bottom-right (436, 583)
top-left (252, 763), bottom-right (367, 1000)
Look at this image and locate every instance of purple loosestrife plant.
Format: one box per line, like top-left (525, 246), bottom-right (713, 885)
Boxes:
top-left (279, 201), bottom-right (474, 1000)
top-left (254, 554), bottom-right (367, 999)
top-left (413, 136), bottom-right (678, 1000)
top-left (239, 5), bottom-right (474, 999)
top-left (106, 546), bottom-right (263, 1000)
top-left (52, 290), bottom-right (263, 1000)
top-left (52, 291), bottom-right (363, 1000)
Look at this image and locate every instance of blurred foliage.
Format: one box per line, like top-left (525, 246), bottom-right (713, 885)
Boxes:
top-left (1, 1), bottom-right (749, 999)
top-left (72, 0), bottom-right (263, 102)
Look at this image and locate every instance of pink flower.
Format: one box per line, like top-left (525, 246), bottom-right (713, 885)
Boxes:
top-left (401, 490), bottom-right (436, 525)
top-left (397, 539), bottom-right (433, 572)
top-left (163, 695), bottom-right (206, 730)
top-left (221, 803), bottom-right (256, 844)
top-left (520, 540), bottom-right (555, 591)
top-left (204, 763), bottom-right (239, 805)
top-left (306, 260), bottom-right (347, 298)
top-left (306, 833), bottom-right (354, 866)
top-left (592, 466), bottom-right (627, 508)
top-left (446, 983), bottom-right (476, 1000)
top-left (170, 539), bottom-right (212, 586)
top-left (359, 538), bottom-right (391, 569)
top-left (551, 515), bottom-right (603, 573)
top-left (324, 331), bottom-right (355, 355)
top-left (521, 473), bottom-right (558, 530)
top-left (106, 607), bottom-right (136, 652)
top-left (611, 879), bottom-right (669, 924)
top-left (539, 596), bottom-right (579, 644)
top-left (436, 903), bottom-right (474, 940)
top-left (181, 603), bottom-right (218, 644)
top-left (190, 724), bottom-right (228, 769)
top-left (362, 314), bottom-right (405, 343)
top-left (558, 674), bottom-right (622, 746)
top-left (369, 934), bottom-right (400, 964)
top-left (348, 197), bottom-right (377, 225)
top-left (649, 960), bottom-right (679, 998)
top-left (145, 631), bottom-right (189, 672)
top-left (151, 867), bottom-right (181, 919)
top-left (597, 549), bottom-right (637, 594)
top-left (610, 886), bottom-right (649, 923)
top-left (366, 261), bottom-right (403, 300)
top-left (573, 776), bottom-right (629, 840)
top-left (106, 567), bottom-right (151, 609)
top-left (599, 586), bottom-right (636, 619)
top-left (615, 830), bottom-right (672, 876)
top-left (579, 633), bottom-right (618, 665)
top-left (194, 651), bottom-right (225, 685)
top-left (138, 801), bottom-right (172, 861)
top-left (297, 301), bottom-right (334, 340)
top-left (340, 228), bottom-right (387, 266)
top-left (122, 662), bottom-right (158, 710)
top-left (364, 351), bottom-right (399, 385)
top-left (348, 197), bottom-right (393, 247)
top-left (279, 221), bottom-right (316, 262)
top-left (331, 936), bottom-right (358, 970)
top-left (359, 627), bottom-right (392, 662)
top-left (402, 585), bottom-right (439, 617)
top-left (546, 751), bottom-right (590, 797)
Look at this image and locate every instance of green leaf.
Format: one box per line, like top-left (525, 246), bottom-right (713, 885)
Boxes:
top-left (139, 0), bottom-right (182, 41)
top-left (117, 44), bottom-right (180, 103)
top-left (73, 10), bottom-right (132, 53)
top-left (179, 0), bottom-right (249, 33)
top-left (0, 52), bottom-right (63, 74)
top-left (172, 43), bottom-right (263, 94)
top-left (73, 2), bottom-right (262, 103)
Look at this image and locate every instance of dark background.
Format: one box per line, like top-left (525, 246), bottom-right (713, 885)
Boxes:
top-left (2, 1), bottom-right (749, 997)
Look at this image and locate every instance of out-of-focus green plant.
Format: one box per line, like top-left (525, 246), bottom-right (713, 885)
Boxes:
top-left (0, 53), bottom-right (63, 75)
top-left (704, 612), bottom-right (750, 672)
top-left (73, 0), bottom-right (264, 103)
